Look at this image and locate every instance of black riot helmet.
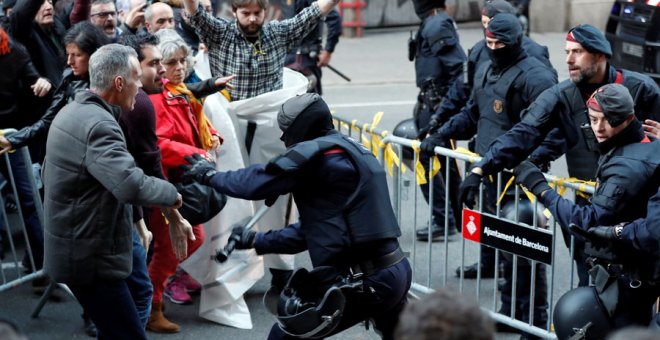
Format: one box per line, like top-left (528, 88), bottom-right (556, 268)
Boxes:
top-left (392, 118), bottom-right (418, 167)
top-left (278, 93), bottom-right (335, 147)
top-left (553, 287), bottom-right (612, 340)
top-left (271, 268), bottom-right (346, 339)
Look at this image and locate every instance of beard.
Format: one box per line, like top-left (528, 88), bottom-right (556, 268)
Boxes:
top-left (569, 62), bottom-right (599, 84)
top-left (238, 21), bottom-right (262, 38)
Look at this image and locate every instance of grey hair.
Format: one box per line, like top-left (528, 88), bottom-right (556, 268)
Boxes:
top-left (89, 44), bottom-right (138, 92)
top-left (155, 29), bottom-right (195, 74)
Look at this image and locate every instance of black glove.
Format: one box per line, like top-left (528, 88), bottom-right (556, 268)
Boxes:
top-left (180, 153), bottom-right (217, 185)
top-left (458, 172), bottom-right (482, 208)
top-left (513, 161), bottom-right (551, 197)
top-left (228, 226), bottom-right (256, 250)
top-left (419, 132), bottom-right (446, 154)
top-left (587, 226), bottom-right (616, 241)
top-left (416, 114), bottom-right (442, 141)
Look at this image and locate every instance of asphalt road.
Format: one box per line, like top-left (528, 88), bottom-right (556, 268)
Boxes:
top-left (1, 22), bottom-right (579, 340)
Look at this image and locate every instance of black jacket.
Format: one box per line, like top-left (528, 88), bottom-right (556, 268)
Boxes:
top-left (7, 68), bottom-right (88, 149)
top-left (9, 0), bottom-right (66, 85)
top-left (0, 36), bottom-right (42, 128)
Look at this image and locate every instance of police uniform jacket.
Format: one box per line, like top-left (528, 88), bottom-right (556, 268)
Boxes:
top-left (435, 50), bottom-right (559, 164)
top-left (207, 131), bottom-right (401, 268)
top-left (475, 65), bottom-right (660, 177)
top-left (435, 36), bottom-right (555, 124)
top-left (42, 91), bottom-right (178, 285)
top-left (540, 120), bottom-right (660, 233)
top-left (414, 9), bottom-right (466, 127)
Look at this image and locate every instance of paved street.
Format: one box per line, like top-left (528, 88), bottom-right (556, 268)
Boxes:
top-left (1, 21), bottom-right (578, 340)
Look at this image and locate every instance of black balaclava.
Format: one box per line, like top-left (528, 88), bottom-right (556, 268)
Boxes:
top-left (278, 93), bottom-right (335, 147)
top-left (485, 13), bottom-right (524, 72)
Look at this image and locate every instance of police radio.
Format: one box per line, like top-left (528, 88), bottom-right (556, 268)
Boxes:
top-left (408, 31), bottom-right (416, 62)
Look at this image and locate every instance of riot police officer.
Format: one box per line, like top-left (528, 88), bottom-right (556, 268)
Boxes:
top-left (429, 0), bottom-right (556, 280)
top-left (410, 0), bottom-right (466, 240)
top-left (514, 83), bottom-right (660, 335)
top-left (181, 94), bottom-right (412, 340)
top-left (283, 0), bottom-right (342, 94)
top-left (461, 24), bottom-right (660, 286)
top-left (421, 13), bottom-right (558, 336)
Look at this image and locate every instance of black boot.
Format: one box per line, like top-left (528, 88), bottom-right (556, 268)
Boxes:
top-left (415, 220), bottom-right (456, 241)
top-left (455, 262), bottom-right (496, 279)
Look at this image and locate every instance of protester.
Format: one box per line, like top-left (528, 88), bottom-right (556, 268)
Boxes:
top-left (43, 43), bottom-right (182, 340)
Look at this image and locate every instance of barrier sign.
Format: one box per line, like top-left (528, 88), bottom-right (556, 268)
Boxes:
top-left (462, 208), bottom-right (553, 265)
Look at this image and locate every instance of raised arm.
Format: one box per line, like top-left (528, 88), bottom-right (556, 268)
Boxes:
top-left (316, 0), bottom-right (340, 16)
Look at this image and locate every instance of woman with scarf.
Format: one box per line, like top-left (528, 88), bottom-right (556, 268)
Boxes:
top-left (147, 29), bottom-right (234, 333)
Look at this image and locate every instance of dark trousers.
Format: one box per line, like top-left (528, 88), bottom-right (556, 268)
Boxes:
top-left (481, 181), bottom-right (548, 326)
top-left (267, 259), bottom-right (412, 340)
top-left (127, 229), bottom-right (153, 328)
top-left (612, 276), bottom-right (660, 330)
top-left (70, 278), bottom-right (147, 340)
top-left (0, 151), bottom-right (43, 271)
top-left (499, 258), bottom-right (549, 327)
top-left (419, 149), bottom-right (461, 229)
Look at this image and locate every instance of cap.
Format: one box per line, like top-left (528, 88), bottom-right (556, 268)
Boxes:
top-left (587, 83), bottom-right (634, 127)
top-left (485, 13), bottom-right (522, 46)
top-left (413, 0), bottom-right (446, 19)
top-left (482, 0), bottom-right (516, 18)
top-left (277, 93), bottom-right (323, 133)
top-left (566, 24), bottom-right (612, 58)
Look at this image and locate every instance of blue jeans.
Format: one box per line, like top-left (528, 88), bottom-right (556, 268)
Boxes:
top-left (126, 229), bottom-right (153, 328)
top-left (0, 152), bottom-right (44, 270)
top-left (70, 278), bottom-right (147, 340)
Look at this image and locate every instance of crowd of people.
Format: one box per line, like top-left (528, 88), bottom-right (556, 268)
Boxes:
top-left (1, 0), bottom-right (660, 339)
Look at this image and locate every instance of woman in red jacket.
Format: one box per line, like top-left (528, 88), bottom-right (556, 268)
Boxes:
top-left (147, 29), bottom-right (234, 333)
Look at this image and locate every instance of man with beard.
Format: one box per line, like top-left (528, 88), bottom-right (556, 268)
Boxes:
top-left (420, 14), bottom-right (558, 338)
top-left (182, 0), bottom-right (341, 100)
top-left (459, 24), bottom-right (660, 287)
top-left (88, 0), bottom-right (120, 41)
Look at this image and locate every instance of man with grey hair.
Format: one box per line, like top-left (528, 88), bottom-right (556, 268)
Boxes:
top-left (42, 43), bottom-right (183, 339)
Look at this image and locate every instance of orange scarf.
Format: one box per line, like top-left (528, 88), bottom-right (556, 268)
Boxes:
top-left (165, 81), bottom-right (215, 151)
top-left (0, 28), bottom-right (10, 56)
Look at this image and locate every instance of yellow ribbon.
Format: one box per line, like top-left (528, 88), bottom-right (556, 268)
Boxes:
top-left (368, 112), bottom-right (384, 158)
top-left (381, 130), bottom-right (406, 176)
top-left (412, 142), bottom-right (428, 185)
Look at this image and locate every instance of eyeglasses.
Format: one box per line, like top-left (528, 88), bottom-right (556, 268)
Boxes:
top-left (90, 11), bottom-right (116, 19)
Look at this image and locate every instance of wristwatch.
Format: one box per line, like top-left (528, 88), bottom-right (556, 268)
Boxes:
top-left (614, 225), bottom-right (623, 239)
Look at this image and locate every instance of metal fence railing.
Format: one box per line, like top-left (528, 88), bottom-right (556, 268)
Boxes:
top-left (1, 129), bottom-right (45, 292)
top-left (332, 115), bottom-right (596, 340)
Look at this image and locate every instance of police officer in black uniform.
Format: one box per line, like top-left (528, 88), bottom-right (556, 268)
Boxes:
top-left (410, 0), bottom-right (466, 240)
top-left (421, 13), bottom-right (558, 337)
top-left (181, 94), bottom-right (412, 340)
top-left (283, 0), bottom-right (342, 94)
top-left (514, 83), bottom-right (660, 335)
top-left (461, 24), bottom-right (660, 286)
top-left (428, 0), bottom-right (556, 280)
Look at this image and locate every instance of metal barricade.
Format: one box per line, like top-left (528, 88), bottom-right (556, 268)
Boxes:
top-left (333, 116), bottom-right (596, 340)
top-left (0, 128), bottom-right (46, 292)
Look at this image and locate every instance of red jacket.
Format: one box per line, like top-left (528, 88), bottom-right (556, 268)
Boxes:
top-left (150, 88), bottom-right (217, 179)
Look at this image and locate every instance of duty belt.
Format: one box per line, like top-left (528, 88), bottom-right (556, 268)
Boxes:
top-left (348, 247), bottom-right (405, 278)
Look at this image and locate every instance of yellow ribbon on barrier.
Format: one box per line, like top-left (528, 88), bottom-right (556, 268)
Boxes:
top-left (412, 142), bottom-right (429, 185)
top-left (381, 130), bottom-right (406, 176)
top-left (368, 112), bottom-right (384, 158)
top-left (430, 155), bottom-right (441, 178)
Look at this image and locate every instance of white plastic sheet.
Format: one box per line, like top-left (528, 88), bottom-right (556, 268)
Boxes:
top-left (180, 52), bottom-right (308, 328)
